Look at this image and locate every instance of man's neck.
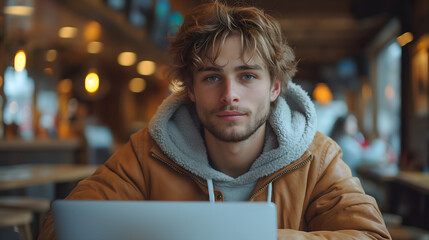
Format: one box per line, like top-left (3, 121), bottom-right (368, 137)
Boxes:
top-left (204, 124), bottom-right (267, 178)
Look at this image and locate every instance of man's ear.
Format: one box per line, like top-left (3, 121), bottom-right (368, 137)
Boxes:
top-left (188, 87), bottom-right (196, 102)
top-left (270, 79), bottom-right (281, 102)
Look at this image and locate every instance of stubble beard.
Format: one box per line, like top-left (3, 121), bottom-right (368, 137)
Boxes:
top-left (200, 103), bottom-right (271, 143)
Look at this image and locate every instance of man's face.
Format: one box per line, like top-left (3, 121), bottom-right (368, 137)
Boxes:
top-left (189, 35), bottom-right (280, 142)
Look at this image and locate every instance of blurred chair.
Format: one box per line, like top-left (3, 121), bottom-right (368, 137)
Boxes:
top-left (0, 208), bottom-right (33, 240)
top-left (0, 196), bottom-right (51, 238)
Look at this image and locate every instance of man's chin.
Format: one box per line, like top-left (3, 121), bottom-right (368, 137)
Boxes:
top-left (207, 127), bottom-right (250, 143)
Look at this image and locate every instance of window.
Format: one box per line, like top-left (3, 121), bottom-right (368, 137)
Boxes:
top-left (376, 40), bottom-right (402, 161)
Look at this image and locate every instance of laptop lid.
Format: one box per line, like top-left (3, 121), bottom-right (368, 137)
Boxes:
top-left (52, 200), bottom-right (277, 240)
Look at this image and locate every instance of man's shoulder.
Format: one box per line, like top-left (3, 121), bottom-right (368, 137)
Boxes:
top-left (304, 131), bottom-right (349, 180)
top-left (308, 131), bottom-right (341, 157)
top-left (312, 130), bottom-right (337, 144)
top-left (129, 127), bottom-right (158, 152)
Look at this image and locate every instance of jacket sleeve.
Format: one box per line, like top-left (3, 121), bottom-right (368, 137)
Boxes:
top-left (278, 141), bottom-right (391, 240)
top-left (38, 141), bottom-right (147, 240)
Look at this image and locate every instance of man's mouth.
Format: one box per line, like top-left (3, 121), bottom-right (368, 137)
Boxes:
top-left (216, 110), bottom-right (247, 121)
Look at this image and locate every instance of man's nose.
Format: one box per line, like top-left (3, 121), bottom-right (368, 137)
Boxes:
top-left (220, 78), bottom-right (239, 105)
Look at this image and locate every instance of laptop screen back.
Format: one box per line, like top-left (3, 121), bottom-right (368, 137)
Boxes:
top-left (52, 200), bottom-right (277, 240)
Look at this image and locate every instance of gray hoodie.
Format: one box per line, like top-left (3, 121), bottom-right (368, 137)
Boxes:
top-left (148, 82), bottom-right (317, 201)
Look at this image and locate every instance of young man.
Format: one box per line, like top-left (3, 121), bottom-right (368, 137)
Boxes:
top-left (39, 2), bottom-right (391, 239)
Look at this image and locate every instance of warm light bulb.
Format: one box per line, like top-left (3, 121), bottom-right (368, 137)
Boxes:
top-left (46, 49), bottom-right (57, 62)
top-left (87, 41), bottom-right (103, 54)
top-left (14, 50), bottom-right (26, 71)
top-left (118, 52), bottom-right (137, 66)
top-left (4, 6), bottom-right (34, 16)
top-left (137, 61), bottom-right (156, 75)
top-left (59, 27), bottom-right (78, 39)
top-left (129, 78), bottom-right (146, 93)
top-left (313, 83), bottom-right (333, 105)
top-left (84, 21), bottom-right (102, 42)
top-left (85, 72), bottom-right (99, 93)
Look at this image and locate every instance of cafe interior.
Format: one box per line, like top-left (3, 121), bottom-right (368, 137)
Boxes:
top-left (0, 0), bottom-right (428, 239)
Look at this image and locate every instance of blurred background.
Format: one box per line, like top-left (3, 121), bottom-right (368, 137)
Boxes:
top-left (0, 0), bottom-right (428, 239)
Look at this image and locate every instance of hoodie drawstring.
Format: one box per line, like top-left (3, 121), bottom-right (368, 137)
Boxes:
top-left (267, 182), bottom-right (273, 203)
top-left (207, 179), bottom-right (215, 203)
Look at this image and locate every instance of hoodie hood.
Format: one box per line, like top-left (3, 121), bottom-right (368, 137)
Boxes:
top-left (148, 82), bottom-right (317, 185)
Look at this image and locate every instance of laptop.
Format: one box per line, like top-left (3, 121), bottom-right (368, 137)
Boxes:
top-left (52, 200), bottom-right (277, 240)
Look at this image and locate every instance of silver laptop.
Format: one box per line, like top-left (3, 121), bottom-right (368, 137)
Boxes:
top-left (52, 200), bottom-right (277, 240)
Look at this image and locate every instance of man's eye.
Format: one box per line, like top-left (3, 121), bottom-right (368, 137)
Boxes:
top-left (204, 76), bottom-right (220, 82)
top-left (242, 74), bottom-right (256, 81)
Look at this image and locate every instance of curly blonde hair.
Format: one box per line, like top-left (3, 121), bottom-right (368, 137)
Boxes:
top-left (168, 1), bottom-right (297, 97)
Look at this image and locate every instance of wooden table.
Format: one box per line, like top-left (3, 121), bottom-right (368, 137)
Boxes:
top-left (0, 138), bottom-right (81, 165)
top-left (358, 165), bottom-right (429, 230)
top-left (0, 164), bottom-right (98, 196)
top-left (396, 171), bottom-right (429, 195)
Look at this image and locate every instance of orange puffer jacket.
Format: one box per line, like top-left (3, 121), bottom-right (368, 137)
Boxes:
top-left (39, 129), bottom-right (391, 240)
